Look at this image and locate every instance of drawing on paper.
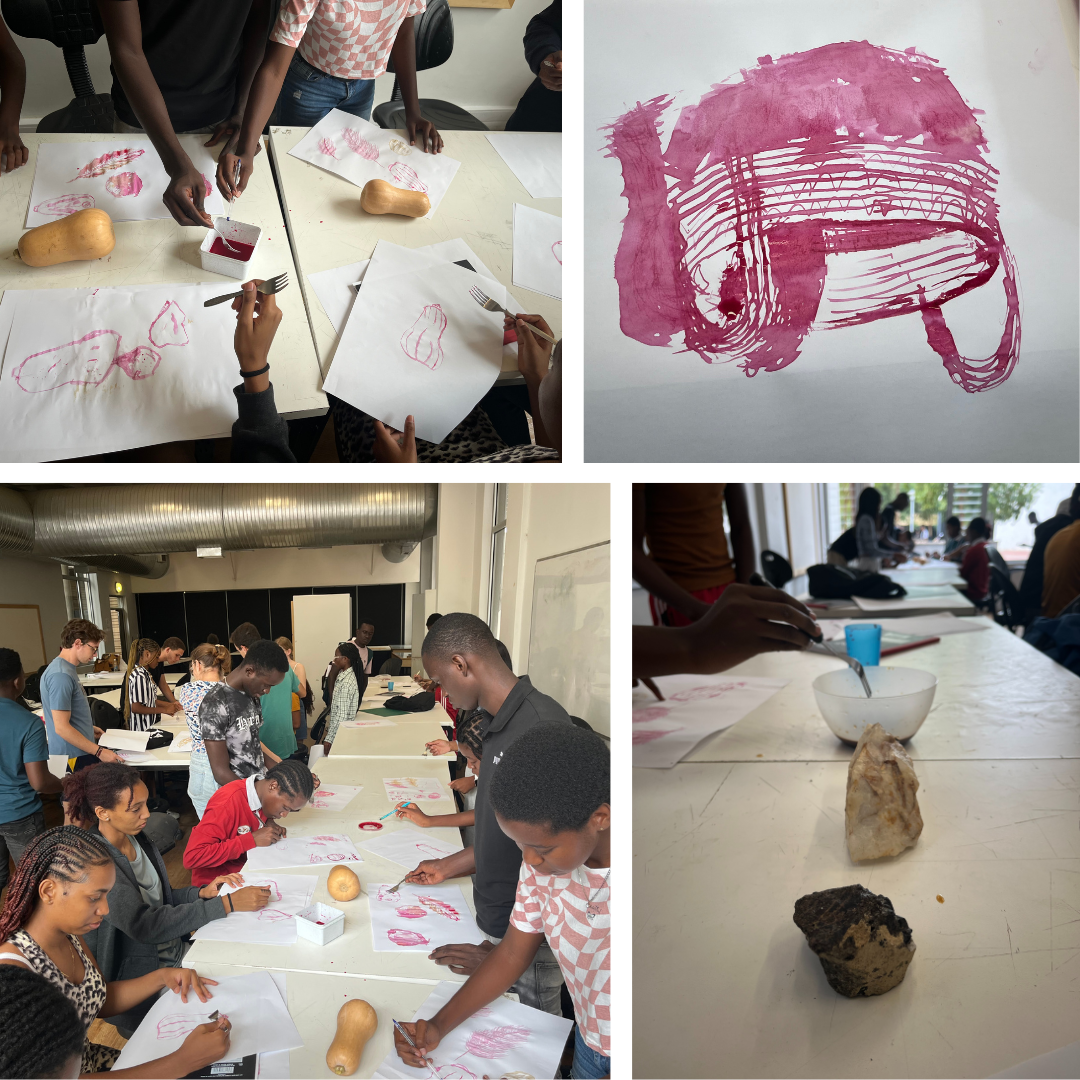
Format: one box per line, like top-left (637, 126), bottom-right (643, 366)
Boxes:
top-left (69, 147), bottom-right (145, 182)
top-left (669, 683), bottom-right (748, 702)
top-left (311, 836), bottom-right (339, 841)
top-left (459, 1025), bottom-right (531, 1060)
top-left (603, 41), bottom-right (1021, 392)
top-left (419, 895), bottom-right (461, 921)
top-left (148, 301), bottom-right (189, 347)
top-left (396, 905), bottom-right (427, 919)
top-left (388, 162), bottom-right (428, 192)
top-left (552, 241), bottom-right (562, 265)
top-left (388, 928), bottom-right (429, 947)
top-left (632, 727), bottom-right (681, 745)
top-left (343, 128), bottom-right (380, 161)
top-left (201, 174), bottom-right (213, 198)
top-left (256, 908), bottom-right (293, 923)
top-left (318, 138), bottom-right (340, 159)
top-left (632, 706), bottom-right (670, 724)
top-left (105, 172), bottom-right (143, 198)
top-left (389, 138), bottom-right (412, 156)
top-left (400, 305), bottom-right (447, 370)
top-left (13, 331), bottom-right (164, 393)
top-left (433, 1067), bottom-right (478, 1080)
top-left (156, 1013), bottom-right (212, 1040)
top-left (33, 193), bottom-right (96, 217)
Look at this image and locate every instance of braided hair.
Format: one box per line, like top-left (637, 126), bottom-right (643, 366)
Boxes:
top-left (457, 710), bottom-right (485, 761)
top-left (123, 637), bottom-right (159, 723)
top-left (61, 762), bottom-right (141, 826)
top-left (0, 827), bottom-right (112, 943)
top-left (336, 642), bottom-right (369, 701)
top-left (0, 966), bottom-right (85, 1079)
top-left (265, 758), bottom-right (315, 801)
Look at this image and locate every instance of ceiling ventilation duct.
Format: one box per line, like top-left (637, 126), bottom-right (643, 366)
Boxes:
top-left (381, 541), bottom-right (419, 564)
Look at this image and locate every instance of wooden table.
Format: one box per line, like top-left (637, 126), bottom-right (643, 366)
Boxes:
top-left (267, 127), bottom-right (561, 381)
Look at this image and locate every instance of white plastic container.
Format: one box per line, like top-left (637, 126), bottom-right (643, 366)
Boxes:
top-left (295, 902), bottom-right (345, 945)
top-left (812, 666), bottom-right (938, 744)
top-left (199, 215), bottom-right (261, 279)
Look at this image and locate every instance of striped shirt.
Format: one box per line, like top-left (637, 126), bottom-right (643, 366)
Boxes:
top-left (176, 680), bottom-right (218, 756)
top-left (510, 861), bottom-right (610, 1056)
top-left (127, 666), bottom-right (161, 731)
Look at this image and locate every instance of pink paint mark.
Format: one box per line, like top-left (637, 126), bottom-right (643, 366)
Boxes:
top-left (632, 727), bottom-right (680, 745)
top-left (388, 162), bottom-right (428, 193)
top-left (326, 853), bottom-right (349, 861)
top-left (632, 706), bottom-right (671, 724)
top-left (388, 928), bottom-right (429, 947)
top-left (149, 301), bottom-right (189, 348)
top-left (114, 345), bottom-right (162, 380)
top-left (395, 905), bottom-right (427, 919)
top-left (460, 1025), bottom-right (531, 1060)
top-left (670, 683), bottom-right (749, 702)
top-left (401, 304), bottom-right (447, 370)
top-left (311, 836), bottom-right (339, 841)
top-left (603, 41), bottom-right (1021, 392)
top-left (256, 907), bottom-right (292, 922)
top-left (14, 329), bottom-right (121, 392)
top-left (343, 128), bottom-right (380, 161)
top-left (33, 193), bottom-right (95, 217)
top-left (418, 895), bottom-right (461, 921)
top-left (434, 1068), bottom-right (477, 1080)
top-left (156, 1013), bottom-right (211, 1040)
top-left (552, 240), bottom-right (562, 264)
top-left (318, 138), bottom-right (339, 159)
top-left (69, 147), bottom-right (145, 181)
top-left (202, 174), bottom-right (213, 199)
top-left (105, 171), bottom-right (143, 198)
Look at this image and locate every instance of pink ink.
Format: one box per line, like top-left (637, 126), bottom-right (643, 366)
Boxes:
top-left (209, 236), bottom-right (254, 261)
top-left (343, 128), bottom-right (380, 161)
top-left (401, 304), bottom-right (447, 370)
top-left (552, 240), bottom-right (562, 264)
top-left (433, 1068), bottom-right (477, 1080)
top-left (202, 174), bottom-right (213, 199)
top-left (256, 908), bottom-right (292, 922)
top-left (387, 928), bottom-right (429, 947)
top-left (326, 853), bottom-right (349, 861)
top-left (69, 147), bottom-right (145, 182)
top-left (318, 138), bottom-right (339, 159)
top-left (395, 905), bottom-right (427, 919)
top-left (633, 727), bottom-right (680, 745)
top-left (114, 345), bottom-right (162, 380)
top-left (14, 330), bottom-right (121, 392)
top-left (311, 836), bottom-right (339, 841)
top-left (32, 193), bottom-right (95, 217)
top-left (418, 895), bottom-right (461, 921)
top-left (604, 41), bottom-right (1021, 392)
top-left (149, 301), bottom-right (190, 347)
top-left (156, 1014), bottom-right (211, 1040)
top-left (388, 162), bottom-right (428, 192)
top-left (460, 1025), bottom-right (531, 1060)
top-left (670, 683), bottom-right (748, 702)
top-left (632, 706), bottom-right (670, 724)
top-left (105, 171), bottom-right (143, 198)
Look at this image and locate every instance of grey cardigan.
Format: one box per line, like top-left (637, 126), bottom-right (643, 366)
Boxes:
top-left (83, 827), bottom-right (226, 1034)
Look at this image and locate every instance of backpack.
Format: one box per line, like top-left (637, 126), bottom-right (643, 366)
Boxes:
top-left (384, 691), bottom-right (436, 712)
top-left (89, 696), bottom-right (124, 731)
top-left (807, 564), bottom-right (908, 601)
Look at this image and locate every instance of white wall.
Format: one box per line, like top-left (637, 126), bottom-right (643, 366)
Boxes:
top-left (0, 554), bottom-right (68, 664)
top-left (12, 0), bottom-right (551, 130)
top-left (431, 483), bottom-right (487, 620)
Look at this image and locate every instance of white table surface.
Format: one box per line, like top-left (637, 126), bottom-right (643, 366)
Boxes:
top-left (634, 757), bottom-right (1080, 1079)
top-left (883, 563), bottom-right (965, 586)
top-left (267, 127), bottom-right (561, 381)
top-left (0, 134), bottom-right (324, 454)
top-left (303, 756), bottom-right (458, 824)
top-left (358, 697), bottom-right (455, 727)
top-left (330, 719), bottom-right (453, 759)
top-left (634, 621), bottom-right (1080, 763)
top-left (79, 671), bottom-right (183, 687)
top-left (804, 585), bottom-right (976, 619)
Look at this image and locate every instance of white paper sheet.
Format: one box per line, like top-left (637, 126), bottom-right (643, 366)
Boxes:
top-left (485, 132), bottom-right (562, 197)
top-left (26, 137), bottom-right (226, 227)
top-left (99, 728), bottom-right (151, 751)
top-left (368, 881), bottom-right (483, 952)
top-left (308, 258), bottom-right (371, 340)
top-left (167, 732), bottom-right (193, 753)
top-left (819, 613), bottom-right (989, 640)
top-left (990, 1038), bottom-right (1080, 1078)
top-left (373, 981), bottom-right (574, 1080)
top-left (341, 715), bottom-right (398, 728)
top-left (633, 675), bottom-right (790, 768)
top-left (306, 784), bottom-right (363, 812)
top-left (0, 283), bottom-right (238, 461)
top-left (190, 874), bottom-right (318, 946)
top-left (113, 749), bottom-right (154, 763)
top-left (512, 204), bottom-right (562, 300)
top-left (243, 833), bottom-right (364, 872)
top-left (383, 777), bottom-right (448, 804)
top-left (357, 826), bottom-right (459, 867)
top-left (323, 260), bottom-right (505, 444)
top-left (851, 593), bottom-right (972, 612)
top-left (113, 970), bottom-right (303, 1071)
top-left (288, 111), bottom-right (461, 217)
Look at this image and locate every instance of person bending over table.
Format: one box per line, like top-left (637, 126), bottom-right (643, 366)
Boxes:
top-left (124, 638), bottom-right (181, 732)
top-left (397, 712), bottom-right (483, 830)
top-left (0, 964), bottom-right (87, 1080)
top-left (0, 826), bottom-right (230, 1078)
top-left (63, 763), bottom-right (271, 1036)
top-left (395, 725), bottom-right (610, 1080)
top-left (402, 614), bottom-right (571, 1015)
top-left (147, 637), bottom-right (185, 705)
top-left (322, 642), bottom-right (368, 757)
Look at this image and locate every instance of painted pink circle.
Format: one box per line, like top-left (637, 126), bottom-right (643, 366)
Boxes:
top-left (426, 793), bottom-right (441, 799)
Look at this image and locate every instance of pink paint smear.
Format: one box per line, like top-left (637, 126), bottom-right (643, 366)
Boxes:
top-left (603, 41), bottom-right (1021, 392)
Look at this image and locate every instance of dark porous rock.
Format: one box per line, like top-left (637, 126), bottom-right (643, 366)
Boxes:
top-left (793, 884), bottom-right (915, 997)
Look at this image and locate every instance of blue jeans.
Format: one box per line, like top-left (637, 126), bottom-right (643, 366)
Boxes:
top-left (187, 752), bottom-right (219, 820)
top-left (570, 1025), bottom-right (609, 1080)
top-left (273, 52), bottom-right (376, 127)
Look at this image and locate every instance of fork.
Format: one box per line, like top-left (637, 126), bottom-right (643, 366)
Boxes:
top-left (468, 285), bottom-right (556, 344)
top-left (203, 272), bottom-right (290, 307)
top-left (386, 872), bottom-right (411, 895)
top-left (817, 633), bottom-right (873, 698)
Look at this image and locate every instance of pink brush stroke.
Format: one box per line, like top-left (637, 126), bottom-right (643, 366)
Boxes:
top-left (69, 147), bottom-right (145, 181)
top-left (105, 171), bottom-right (143, 198)
top-left (552, 240), bottom-right (562, 264)
top-left (400, 304), bottom-right (447, 370)
top-left (388, 162), bottom-right (428, 192)
top-left (32, 193), bottom-right (95, 217)
top-left (318, 138), bottom-right (339, 159)
top-left (632, 706), bottom-right (671, 724)
top-left (633, 727), bottom-right (680, 745)
top-left (388, 927), bottom-right (429, 947)
top-left (149, 301), bottom-right (189, 348)
top-left (460, 1025), bottom-right (531, 1060)
top-left (343, 127), bottom-right (380, 161)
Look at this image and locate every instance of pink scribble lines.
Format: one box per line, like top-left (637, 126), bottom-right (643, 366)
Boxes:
top-left (318, 138), bottom-right (339, 159)
top-left (105, 172), bottom-right (143, 198)
top-left (388, 927), bottom-right (429, 947)
top-left (343, 128), bottom-right (380, 161)
top-left (400, 304), bottom-right (447, 370)
top-left (149, 301), bottom-right (189, 347)
top-left (418, 895), bottom-right (461, 920)
top-left (395, 905), bottom-right (427, 919)
top-left (156, 1013), bottom-right (212, 1040)
top-left (552, 240), bottom-right (562, 264)
top-left (69, 147), bottom-right (145, 182)
top-left (460, 1025), bottom-right (530, 1060)
top-left (603, 41), bottom-right (1021, 392)
top-left (670, 683), bottom-right (748, 702)
top-left (632, 727), bottom-right (680, 745)
top-left (256, 907), bottom-right (292, 923)
top-left (33, 193), bottom-right (95, 217)
top-left (632, 706), bottom-right (671, 724)
top-left (388, 162), bottom-right (428, 193)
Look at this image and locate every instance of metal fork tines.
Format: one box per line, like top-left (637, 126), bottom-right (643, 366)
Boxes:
top-left (819, 636), bottom-right (873, 698)
top-left (467, 285), bottom-right (556, 344)
top-left (203, 272), bottom-right (289, 308)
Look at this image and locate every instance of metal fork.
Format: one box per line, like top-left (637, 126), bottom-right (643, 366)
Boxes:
top-left (468, 285), bottom-right (556, 344)
top-left (203, 272), bottom-right (290, 308)
top-left (816, 633), bottom-right (873, 698)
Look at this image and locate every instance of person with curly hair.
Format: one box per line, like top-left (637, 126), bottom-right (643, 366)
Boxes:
top-left (0, 965), bottom-right (85, 1080)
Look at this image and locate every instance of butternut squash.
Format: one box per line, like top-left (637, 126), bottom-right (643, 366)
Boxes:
top-left (326, 999), bottom-right (378, 1076)
top-left (15, 209), bottom-right (116, 267)
top-left (327, 865), bottom-right (361, 902)
top-left (360, 178), bottom-right (430, 218)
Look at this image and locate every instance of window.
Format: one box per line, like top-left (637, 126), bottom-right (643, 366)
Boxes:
top-left (109, 596), bottom-right (127, 658)
top-left (62, 566), bottom-right (103, 656)
top-left (488, 484), bottom-right (508, 639)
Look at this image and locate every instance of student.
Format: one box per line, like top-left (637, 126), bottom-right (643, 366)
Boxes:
top-left (275, 637), bottom-right (312, 738)
top-left (957, 517), bottom-right (992, 604)
top-left (0, 649), bottom-right (63, 895)
top-left (243, 632), bottom-right (299, 762)
top-left (124, 638), bottom-right (180, 732)
top-left (321, 642), bottom-right (367, 756)
top-left (403, 613), bottom-right (571, 1013)
top-left (853, 486), bottom-right (906, 571)
top-left (0, 965), bottom-right (87, 1080)
top-left (96, 0), bottom-right (273, 227)
top-left (1023, 487), bottom-right (1079, 620)
top-left (176, 643), bottom-right (231, 819)
top-left (505, 0), bottom-right (562, 133)
top-left (323, 620), bottom-right (375, 706)
top-left (939, 515), bottom-right (965, 557)
top-left (395, 712), bottom-right (482, 830)
top-left (394, 724), bottom-right (610, 1080)
top-left (633, 484), bottom-right (755, 626)
top-left (40, 620), bottom-right (121, 774)
top-left (222, 0), bottom-right (441, 200)
top-left (63, 763), bottom-right (271, 1035)
top-left (0, 16), bottom-right (28, 176)
top-left (0, 826), bottom-right (230, 1078)
top-left (1041, 489), bottom-right (1080, 618)
top-left (147, 637), bottom-right (185, 706)
top-left (183, 760), bottom-right (314, 886)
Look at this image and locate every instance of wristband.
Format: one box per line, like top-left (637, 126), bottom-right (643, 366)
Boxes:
top-left (95, 746), bottom-right (102, 758)
top-left (225, 894), bottom-right (233, 913)
top-left (241, 363), bottom-right (270, 379)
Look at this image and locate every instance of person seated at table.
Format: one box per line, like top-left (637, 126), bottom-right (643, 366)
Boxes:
top-left (397, 712), bottom-right (484, 830)
top-left (505, 0), bottom-right (562, 132)
top-left (0, 15), bottom-right (28, 177)
top-left (183, 760), bottom-right (314, 887)
top-left (394, 724), bottom-right (610, 1080)
top-left (96, 0), bottom-right (273, 228)
top-left (957, 517), bottom-right (992, 605)
top-left (321, 643), bottom-right (368, 757)
top-left (124, 639), bottom-right (180, 733)
top-left (0, 964), bottom-right (87, 1080)
top-left (854, 487), bottom-right (906, 571)
top-left (62, 763), bottom-right (271, 1036)
top-left (937, 515), bottom-right (966, 559)
top-left (1041, 486), bottom-right (1080, 618)
top-left (1017, 495), bottom-right (1074, 622)
top-left (176, 643), bottom-right (232, 819)
top-left (0, 826), bottom-right (230, 1078)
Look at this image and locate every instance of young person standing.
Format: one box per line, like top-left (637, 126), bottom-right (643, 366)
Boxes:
top-left (321, 642), bottom-right (367, 756)
top-left (177, 643), bottom-right (232, 819)
top-left (124, 639), bottom-right (181, 731)
top-left (147, 637), bottom-right (185, 706)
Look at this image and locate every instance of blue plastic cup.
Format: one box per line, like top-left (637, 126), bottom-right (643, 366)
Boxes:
top-left (845, 624), bottom-right (882, 667)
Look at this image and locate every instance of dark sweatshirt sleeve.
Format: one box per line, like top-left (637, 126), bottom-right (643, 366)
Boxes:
top-left (231, 383), bottom-right (297, 462)
top-left (105, 863), bottom-right (227, 943)
top-left (523, 0), bottom-right (561, 75)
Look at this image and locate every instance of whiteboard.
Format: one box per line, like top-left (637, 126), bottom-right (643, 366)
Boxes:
top-left (0, 605), bottom-right (46, 673)
top-left (292, 594), bottom-right (351, 714)
top-left (527, 543), bottom-right (610, 737)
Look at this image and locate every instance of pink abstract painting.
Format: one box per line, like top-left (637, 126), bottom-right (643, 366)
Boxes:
top-left (32, 193), bottom-right (95, 217)
top-left (13, 331), bottom-right (163, 393)
top-left (343, 127), bottom-right (380, 161)
top-left (318, 138), bottom-right (339, 159)
top-left (418, 895), bottom-right (461, 921)
top-left (604, 41), bottom-right (1020, 392)
top-left (148, 301), bottom-right (189, 348)
top-left (401, 304), bottom-right (447, 370)
top-left (460, 1025), bottom-right (531, 1060)
top-left (388, 162), bottom-right (428, 192)
top-left (632, 727), bottom-right (680, 745)
top-left (396, 905), bottom-right (427, 919)
top-left (632, 706), bottom-right (671, 724)
top-left (105, 172), bottom-right (143, 198)
top-left (388, 928), bottom-right (429, 947)
top-left (69, 147), bottom-right (145, 182)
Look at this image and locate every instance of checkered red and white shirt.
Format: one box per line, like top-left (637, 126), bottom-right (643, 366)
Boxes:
top-left (510, 861), bottom-right (610, 1057)
top-left (272, 0), bottom-right (426, 82)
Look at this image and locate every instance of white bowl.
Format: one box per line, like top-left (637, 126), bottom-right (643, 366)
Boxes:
top-left (812, 666), bottom-right (938, 745)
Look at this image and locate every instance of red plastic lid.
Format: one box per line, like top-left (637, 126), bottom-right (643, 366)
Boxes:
top-left (358, 821), bottom-right (383, 831)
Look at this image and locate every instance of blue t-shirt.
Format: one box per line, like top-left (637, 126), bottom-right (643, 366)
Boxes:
top-left (0, 697), bottom-right (48, 822)
top-left (40, 655), bottom-right (95, 757)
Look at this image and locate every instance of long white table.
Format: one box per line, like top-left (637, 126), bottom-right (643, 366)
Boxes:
top-left (79, 671), bottom-right (184, 688)
top-left (329, 718), bottom-right (452, 759)
top-left (803, 585), bottom-right (976, 619)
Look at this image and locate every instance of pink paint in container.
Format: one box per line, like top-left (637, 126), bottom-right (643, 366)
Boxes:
top-left (199, 215), bottom-right (262, 279)
top-left (296, 902), bottom-right (345, 945)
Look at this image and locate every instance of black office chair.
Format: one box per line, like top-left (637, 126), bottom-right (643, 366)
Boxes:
top-left (379, 654), bottom-right (403, 677)
top-left (988, 564), bottom-right (1023, 631)
top-left (760, 550), bottom-right (793, 589)
top-left (2, 0), bottom-right (114, 132)
top-left (372, 0), bottom-right (487, 132)
top-left (987, 544), bottom-right (1011, 578)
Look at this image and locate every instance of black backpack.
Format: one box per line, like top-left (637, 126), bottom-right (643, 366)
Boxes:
top-left (384, 691), bottom-right (436, 712)
top-left (807, 564), bottom-right (908, 601)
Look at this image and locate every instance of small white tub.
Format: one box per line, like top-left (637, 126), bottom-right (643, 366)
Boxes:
top-left (295, 902), bottom-right (345, 945)
top-left (199, 215), bottom-right (262, 279)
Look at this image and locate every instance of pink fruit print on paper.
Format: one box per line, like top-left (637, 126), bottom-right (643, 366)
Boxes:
top-left (400, 304), bottom-right (447, 370)
top-left (459, 1025), bottom-right (531, 1060)
top-left (105, 172), bottom-right (143, 198)
top-left (156, 1013), bottom-right (212, 1040)
top-left (318, 138), bottom-right (339, 159)
top-left (418, 895), bottom-right (461, 921)
top-left (69, 147), bottom-right (145, 181)
top-left (632, 727), bottom-right (680, 745)
top-left (395, 905), bottom-right (427, 919)
top-left (148, 301), bottom-right (189, 348)
top-left (202, 174), bottom-right (213, 199)
top-left (433, 1068), bottom-right (477, 1080)
top-left (669, 683), bottom-right (747, 703)
top-left (552, 240), bottom-right (562, 265)
top-left (14, 330), bottom-right (121, 393)
top-left (633, 706), bottom-right (670, 724)
top-left (326, 853), bottom-right (349, 861)
top-left (343, 128), bottom-right (380, 161)
top-left (32, 193), bottom-right (95, 217)
top-left (387, 927), bottom-right (429, 947)
top-left (114, 345), bottom-right (162, 380)
top-left (388, 162), bottom-right (427, 192)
